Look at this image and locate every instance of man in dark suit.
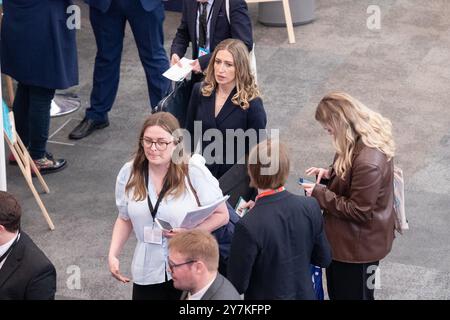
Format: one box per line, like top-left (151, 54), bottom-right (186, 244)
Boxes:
top-left (170, 0), bottom-right (253, 80)
top-left (168, 230), bottom-right (241, 300)
top-left (69, 0), bottom-right (171, 140)
top-left (227, 140), bottom-right (332, 300)
top-left (1, 0), bottom-right (78, 174)
top-left (0, 192), bottom-right (56, 300)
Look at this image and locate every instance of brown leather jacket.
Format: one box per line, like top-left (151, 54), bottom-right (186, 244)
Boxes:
top-left (312, 141), bottom-right (396, 263)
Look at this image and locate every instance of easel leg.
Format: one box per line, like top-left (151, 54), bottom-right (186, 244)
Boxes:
top-left (282, 0), bottom-right (296, 44)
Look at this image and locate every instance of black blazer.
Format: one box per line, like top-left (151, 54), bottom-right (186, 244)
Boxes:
top-left (186, 82), bottom-right (267, 179)
top-left (227, 191), bottom-right (332, 300)
top-left (180, 273), bottom-right (241, 300)
top-left (170, 0), bottom-right (253, 70)
top-left (1, 0), bottom-right (78, 90)
top-left (0, 232), bottom-right (56, 300)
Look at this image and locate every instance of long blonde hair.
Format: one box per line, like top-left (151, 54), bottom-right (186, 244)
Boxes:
top-left (125, 112), bottom-right (188, 201)
top-left (202, 39), bottom-right (260, 110)
top-left (315, 92), bottom-right (395, 179)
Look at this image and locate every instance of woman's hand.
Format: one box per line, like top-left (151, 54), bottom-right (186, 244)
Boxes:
top-left (305, 167), bottom-right (330, 184)
top-left (163, 227), bottom-right (187, 239)
top-left (301, 183), bottom-right (316, 197)
top-left (108, 255), bottom-right (130, 283)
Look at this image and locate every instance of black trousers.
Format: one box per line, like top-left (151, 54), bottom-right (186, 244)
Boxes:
top-left (326, 260), bottom-right (380, 300)
top-left (132, 280), bottom-right (182, 300)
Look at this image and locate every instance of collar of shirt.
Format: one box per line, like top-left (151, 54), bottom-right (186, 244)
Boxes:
top-left (0, 232), bottom-right (20, 269)
top-left (187, 275), bottom-right (216, 300)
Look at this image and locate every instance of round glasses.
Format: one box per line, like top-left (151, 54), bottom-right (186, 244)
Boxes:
top-left (140, 138), bottom-right (173, 151)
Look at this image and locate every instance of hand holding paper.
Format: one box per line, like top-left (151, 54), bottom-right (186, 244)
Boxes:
top-left (180, 195), bottom-right (230, 229)
top-left (162, 57), bottom-right (195, 81)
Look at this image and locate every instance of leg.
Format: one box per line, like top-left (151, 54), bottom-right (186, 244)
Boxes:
top-left (13, 83), bottom-right (30, 147)
top-left (86, 3), bottom-right (127, 122)
top-left (27, 85), bottom-right (55, 160)
top-left (125, 1), bottom-right (170, 107)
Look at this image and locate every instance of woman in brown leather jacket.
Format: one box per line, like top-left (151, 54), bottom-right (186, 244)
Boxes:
top-left (301, 92), bottom-right (396, 300)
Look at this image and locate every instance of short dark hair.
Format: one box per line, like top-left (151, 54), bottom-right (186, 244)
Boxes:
top-left (0, 191), bottom-right (22, 232)
top-left (248, 140), bottom-right (290, 190)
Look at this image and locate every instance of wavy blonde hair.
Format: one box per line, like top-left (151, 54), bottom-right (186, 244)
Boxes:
top-left (315, 92), bottom-right (395, 179)
top-left (125, 112), bottom-right (188, 201)
top-left (202, 39), bottom-right (260, 110)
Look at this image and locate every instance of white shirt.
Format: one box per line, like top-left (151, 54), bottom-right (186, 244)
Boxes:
top-left (196, 0), bottom-right (215, 52)
top-left (187, 275), bottom-right (216, 300)
top-left (0, 232), bottom-right (19, 270)
top-left (115, 154), bottom-right (224, 285)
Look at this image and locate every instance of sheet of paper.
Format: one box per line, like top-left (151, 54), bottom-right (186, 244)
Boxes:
top-left (181, 195), bottom-right (230, 229)
top-left (162, 57), bottom-right (194, 81)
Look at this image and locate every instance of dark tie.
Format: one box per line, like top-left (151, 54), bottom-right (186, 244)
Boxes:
top-left (198, 2), bottom-right (208, 49)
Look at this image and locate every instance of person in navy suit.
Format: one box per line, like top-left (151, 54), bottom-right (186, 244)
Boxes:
top-left (185, 39), bottom-right (266, 179)
top-left (0, 191), bottom-right (56, 300)
top-left (69, 0), bottom-right (171, 140)
top-left (227, 141), bottom-right (332, 300)
top-left (170, 0), bottom-right (253, 81)
top-left (1, 0), bottom-right (78, 174)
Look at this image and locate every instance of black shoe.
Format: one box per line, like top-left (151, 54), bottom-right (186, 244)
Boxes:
top-left (33, 156), bottom-right (67, 175)
top-left (68, 117), bottom-right (109, 140)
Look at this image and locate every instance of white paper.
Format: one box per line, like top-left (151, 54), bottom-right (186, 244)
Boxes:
top-left (181, 195), bottom-right (230, 229)
top-left (162, 57), bottom-right (194, 82)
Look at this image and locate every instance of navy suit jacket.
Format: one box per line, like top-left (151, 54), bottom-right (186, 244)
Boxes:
top-left (0, 232), bottom-right (56, 300)
top-left (171, 0), bottom-right (253, 70)
top-left (227, 191), bottom-right (332, 300)
top-left (186, 82), bottom-right (266, 179)
top-left (84, 0), bottom-right (161, 12)
top-left (1, 0), bottom-right (78, 89)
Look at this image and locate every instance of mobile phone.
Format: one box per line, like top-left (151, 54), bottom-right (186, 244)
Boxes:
top-left (298, 177), bottom-right (315, 185)
top-left (155, 218), bottom-right (173, 231)
top-left (235, 196), bottom-right (249, 218)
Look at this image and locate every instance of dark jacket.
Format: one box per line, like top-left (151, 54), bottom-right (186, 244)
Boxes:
top-left (0, 232), bottom-right (56, 300)
top-left (170, 0), bottom-right (253, 70)
top-left (84, 0), bottom-right (161, 12)
top-left (312, 140), bottom-right (396, 263)
top-left (186, 82), bottom-right (267, 179)
top-left (227, 191), bottom-right (332, 300)
top-left (1, 0), bottom-right (78, 90)
top-left (180, 273), bottom-right (241, 300)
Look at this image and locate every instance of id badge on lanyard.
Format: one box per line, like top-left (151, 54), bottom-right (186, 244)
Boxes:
top-left (198, 47), bottom-right (210, 57)
top-left (144, 223), bottom-right (163, 245)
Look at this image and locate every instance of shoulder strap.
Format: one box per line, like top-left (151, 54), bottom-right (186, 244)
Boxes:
top-left (225, 0), bottom-right (230, 23)
top-left (186, 174), bottom-right (201, 206)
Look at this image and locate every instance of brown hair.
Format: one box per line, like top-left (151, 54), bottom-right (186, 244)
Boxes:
top-left (202, 38), bottom-right (260, 110)
top-left (0, 191), bottom-right (21, 232)
top-left (315, 92), bottom-right (395, 179)
top-left (247, 140), bottom-right (290, 190)
top-left (125, 112), bottom-right (188, 201)
top-left (168, 229), bottom-right (219, 272)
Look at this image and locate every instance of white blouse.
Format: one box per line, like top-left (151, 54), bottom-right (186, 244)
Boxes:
top-left (115, 154), bottom-right (223, 285)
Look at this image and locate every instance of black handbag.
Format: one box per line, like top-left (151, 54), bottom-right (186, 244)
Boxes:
top-left (152, 78), bottom-right (194, 128)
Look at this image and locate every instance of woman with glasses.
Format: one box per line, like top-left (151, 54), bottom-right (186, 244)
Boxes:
top-left (185, 38), bottom-right (266, 180)
top-left (109, 112), bottom-right (229, 300)
top-left (302, 92), bottom-right (396, 300)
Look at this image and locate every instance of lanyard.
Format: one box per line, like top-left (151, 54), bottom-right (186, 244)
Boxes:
top-left (0, 232), bottom-right (20, 265)
top-left (255, 186), bottom-right (285, 201)
top-left (144, 166), bottom-right (169, 221)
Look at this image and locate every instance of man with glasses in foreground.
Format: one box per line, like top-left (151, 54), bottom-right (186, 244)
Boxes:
top-left (168, 229), bottom-right (241, 300)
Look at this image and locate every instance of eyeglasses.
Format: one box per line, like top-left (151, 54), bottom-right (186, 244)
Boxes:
top-left (140, 138), bottom-right (173, 150)
top-left (167, 259), bottom-right (197, 273)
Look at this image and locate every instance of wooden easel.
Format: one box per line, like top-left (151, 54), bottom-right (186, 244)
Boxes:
top-left (2, 102), bottom-right (55, 230)
top-left (246, 0), bottom-right (296, 44)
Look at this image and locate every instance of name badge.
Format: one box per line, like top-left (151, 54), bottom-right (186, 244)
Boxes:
top-left (144, 225), bottom-right (162, 245)
top-left (198, 47), bottom-right (209, 57)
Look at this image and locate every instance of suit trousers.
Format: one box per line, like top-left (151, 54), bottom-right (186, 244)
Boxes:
top-left (326, 260), bottom-right (380, 300)
top-left (13, 83), bottom-right (55, 159)
top-left (86, 0), bottom-right (170, 122)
